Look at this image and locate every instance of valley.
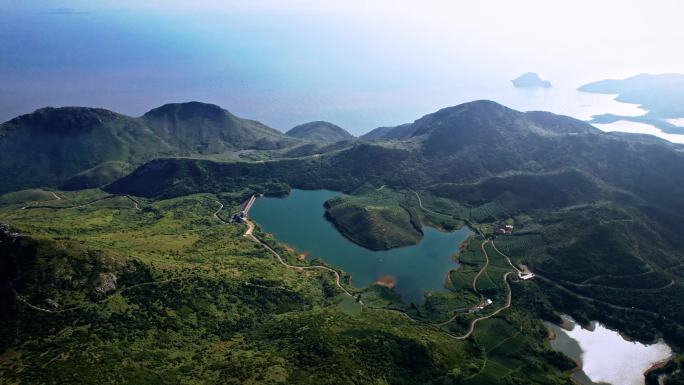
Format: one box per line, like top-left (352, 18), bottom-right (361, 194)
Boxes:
top-left (2, 100), bottom-right (684, 385)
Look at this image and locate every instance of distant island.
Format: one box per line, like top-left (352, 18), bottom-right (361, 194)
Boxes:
top-left (3, 99), bottom-right (684, 385)
top-left (579, 73), bottom-right (684, 135)
top-left (511, 72), bottom-right (552, 88)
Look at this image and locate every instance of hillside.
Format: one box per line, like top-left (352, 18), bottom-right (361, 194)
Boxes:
top-left (106, 101), bottom-right (684, 353)
top-left (107, 101), bottom-right (684, 216)
top-left (142, 102), bottom-right (295, 152)
top-left (286, 121), bottom-right (355, 143)
top-left (0, 190), bottom-right (575, 385)
top-left (0, 102), bottom-right (297, 194)
top-left (324, 192), bottom-right (423, 250)
top-left (4, 100), bottom-right (684, 384)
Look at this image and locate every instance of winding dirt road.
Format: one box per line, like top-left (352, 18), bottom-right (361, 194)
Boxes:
top-left (213, 198), bottom-right (357, 300)
top-left (242, 218), bottom-right (355, 299)
top-left (413, 190), bottom-right (485, 239)
top-left (471, 241), bottom-right (491, 292)
top-left (22, 193), bottom-right (141, 211)
top-left (434, 240), bottom-right (515, 339)
top-left (213, 201), bottom-right (225, 222)
top-left (412, 191), bottom-right (515, 337)
top-left (453, 272), bottom-right (513, 340)
top-left (12, 276), bottom-right (185, 314)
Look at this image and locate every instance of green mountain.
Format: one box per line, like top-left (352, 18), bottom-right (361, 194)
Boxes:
top-left (107, 103), bottom-right (663, 249)
top-left (286, 121), bottom-right (355, 143)
top-left (106, 101), bottom-right (684, 339)
top-left (142, 102), bottom-right (294, 152)
top-left (4, 100), bottom-right (684, 384)
top-left (0, 102), bottom-right (297, 194)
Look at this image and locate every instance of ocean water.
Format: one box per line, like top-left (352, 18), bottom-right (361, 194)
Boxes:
top-left (0, 3), bottom-right (681, 144)
top-left (667, 118), bottom-right (684, 127)
top-left (594, 121), bottom-right (684, 144)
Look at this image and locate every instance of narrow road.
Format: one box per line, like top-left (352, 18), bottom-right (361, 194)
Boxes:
top-left (472, 241), bottom-right (490, 292)
top-left (490, 241), bottom-right (521, 273)
top-left (555, 275), bottom-right (675, 292)
top-left (413, 190), bottom-right (485, 239)
top-left (21, 190), bottom-right (62, 209)
top-left (412, 191), bottom-right (514, 335)
top-left (124, 195), bottom-right (141, 211)
top-left (21, 194), bottom-right (141, 211)
top-left (212, 196), bottom-right (357, 301)
top-left (242, 218), bottom-right (356, 299)
top-left (580, 267), bottom-right (654, 284)
top-left (12, 276), bottom-right (186, 314)
top-left (435, 240), bottom-right (514, 333)
top-left (453, 272), bottom-right (513, 340)
top-left (213, 201), bottom-right (225, 222)
top-left (534, 274), bottom-right (664, 319)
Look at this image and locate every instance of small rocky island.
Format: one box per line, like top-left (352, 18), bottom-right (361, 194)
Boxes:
top-left (511, 72), bottom-right (552, 88)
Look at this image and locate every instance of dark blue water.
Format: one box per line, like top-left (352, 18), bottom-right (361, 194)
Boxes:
top-left (250, 189), bottom-right (472, 304)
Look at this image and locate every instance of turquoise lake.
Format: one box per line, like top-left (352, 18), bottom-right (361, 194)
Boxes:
top-left (250, 189), bottom-right (472, 304)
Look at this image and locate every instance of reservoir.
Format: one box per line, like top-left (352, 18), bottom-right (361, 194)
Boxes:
top-left (250, 189), bottom-right (472, 304)
top-left (546, 317), bottom-right (672, 385)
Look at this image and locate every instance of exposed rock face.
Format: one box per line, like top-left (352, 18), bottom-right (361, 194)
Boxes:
top-left (95, 272), bottom-right (117, 294)
top-left (45, 298), bottom-right (60, 309)
top-left (0, 223), bottom-right (20, 243)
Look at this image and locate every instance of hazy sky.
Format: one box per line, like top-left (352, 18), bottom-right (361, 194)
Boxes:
top-left (1, 0), bottom-right (683, 133)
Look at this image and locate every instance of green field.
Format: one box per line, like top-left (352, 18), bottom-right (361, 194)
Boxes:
top-left (0, 189), bottom-right (574, 384)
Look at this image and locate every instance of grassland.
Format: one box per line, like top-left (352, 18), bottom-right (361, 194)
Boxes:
top-left (0, 189), bottom-right (574, 384)
top-left (324, 189), bottom-right (423, 250)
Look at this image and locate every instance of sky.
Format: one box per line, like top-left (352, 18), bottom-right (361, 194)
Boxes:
top-left (1, 0), bottom-right (683, 134)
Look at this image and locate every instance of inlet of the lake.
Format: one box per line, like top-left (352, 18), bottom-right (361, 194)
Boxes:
top-left (250, 189), bottom-right (472, 304)
top-left (546, 316), bottom-right (673, 385)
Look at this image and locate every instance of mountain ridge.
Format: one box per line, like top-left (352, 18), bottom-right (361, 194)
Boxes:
top-left (286, 121), bottom-right (355, 143)
top-left (0, 101), bottom-right (298, 194)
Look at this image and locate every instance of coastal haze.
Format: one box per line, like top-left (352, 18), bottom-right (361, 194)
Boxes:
top-left (2, 2), bottom-right (684, 385)
top-left (2, 0), bottom-right (684, 136)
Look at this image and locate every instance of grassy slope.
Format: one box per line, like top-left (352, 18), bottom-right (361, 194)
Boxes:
top-left (0, 190), bottom-right (572, 385)
top-left (0, 103), bottom-right (300, 194)
top-left (323, 189), bottom-right (423, 250)
top-left (286, 121), bottom-right (355, 143)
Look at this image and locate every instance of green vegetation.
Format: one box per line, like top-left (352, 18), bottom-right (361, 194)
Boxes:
top-left (4, 99), bottom-right (684, 382)
top-left (324, 190), bottom-right (422, 250)
top-left (0, 189), bottom-right (57, 205)
top-left (0, 190), bottom-right (571, 384)
top-left (0, 102), bottom-right (299, 194)
top-left (60, 161), bottom-right (134, 190)
top-left (104, 101), bottom-right (684, 353)
top-left (286, 121), bottom-right (355, 143)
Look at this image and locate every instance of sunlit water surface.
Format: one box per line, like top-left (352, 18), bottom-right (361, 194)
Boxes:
top-left (547, 317), bottom-right (672, 385)
top-left (250, 189), bottom-right (471, 304)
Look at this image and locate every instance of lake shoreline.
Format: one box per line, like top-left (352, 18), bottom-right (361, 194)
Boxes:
top-left (546, 316), bottom-right (673, 385)
top-left (250, 189), bottom-right (471, 305)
